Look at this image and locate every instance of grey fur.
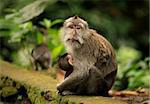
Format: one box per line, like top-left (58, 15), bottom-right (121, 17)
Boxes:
top-left (57, 16), bottom-right (117, 96)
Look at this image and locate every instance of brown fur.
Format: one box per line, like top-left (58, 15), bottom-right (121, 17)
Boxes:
top-left (57, 16), bottom-right (117, 96)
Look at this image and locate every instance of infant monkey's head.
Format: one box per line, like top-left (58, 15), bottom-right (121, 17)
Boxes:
top-left (61, 16), bottom-right (89, 49)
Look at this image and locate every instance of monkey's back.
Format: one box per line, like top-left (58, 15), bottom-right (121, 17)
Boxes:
top-left (90, 29), bottom-right (117, 92)
top-left (88, 29), bottom-right (117, 71)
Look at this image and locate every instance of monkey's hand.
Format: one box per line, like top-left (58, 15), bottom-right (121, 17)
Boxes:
top-left (67, 54), bottom-right (73, 65)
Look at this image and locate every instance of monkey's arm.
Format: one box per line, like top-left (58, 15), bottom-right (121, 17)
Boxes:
top-left (57, 70), bottom-right (88, 93)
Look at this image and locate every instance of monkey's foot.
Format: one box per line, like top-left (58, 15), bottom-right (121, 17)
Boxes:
top-left (58, 91), bottom-right (76, 96)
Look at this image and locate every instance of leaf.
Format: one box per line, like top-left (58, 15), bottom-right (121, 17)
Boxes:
top-left (128, 70), bottom-right (147, 89)
top-left (51, 19), bottom-right (63, 27)
top-left (117, 46), bottom-right (141, 63)
top-left (18, 0), bottom-right (56, 23)
top-left (51, 45), bottom-right (64, 61)
top-left (40, 19), bottom-right (51, 29)
top-left (36, 32), bottom-right (44, 44)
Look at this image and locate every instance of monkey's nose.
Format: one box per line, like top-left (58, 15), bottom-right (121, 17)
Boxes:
top-left (74, 15), bottom-right (78, 19)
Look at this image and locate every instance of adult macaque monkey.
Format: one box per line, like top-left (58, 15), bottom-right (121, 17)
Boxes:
top-left (57, 16), bottom-right (117, 96)
top-left (31, 44), bottom-right (51, 70)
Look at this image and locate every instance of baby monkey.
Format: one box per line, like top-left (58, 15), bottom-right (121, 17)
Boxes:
top-left (58, 53), bottom-right (73, 78)
top-left (57, 16), bottom-right (117, 96)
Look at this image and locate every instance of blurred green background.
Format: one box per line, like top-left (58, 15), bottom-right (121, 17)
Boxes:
top-left (0, 0), bottom-right (149, 90)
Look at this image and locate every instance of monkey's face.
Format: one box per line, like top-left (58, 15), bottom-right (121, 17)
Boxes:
top-left (62, 16), bottom-right (89, 49)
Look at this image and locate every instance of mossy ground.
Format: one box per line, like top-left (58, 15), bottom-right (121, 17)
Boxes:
top-left (0, 60), bottom-right (127, 104)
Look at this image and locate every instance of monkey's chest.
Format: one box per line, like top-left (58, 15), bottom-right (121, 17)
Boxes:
top-left (73, 55), bottom-right (96, 70)
top-left (72, 46), bottom-right (97, 69)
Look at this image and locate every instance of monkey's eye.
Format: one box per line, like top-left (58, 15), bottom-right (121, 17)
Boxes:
top-left (76, 25), bottom-right (81, 29)
top-left (68, 25), bottom-right (74, 29)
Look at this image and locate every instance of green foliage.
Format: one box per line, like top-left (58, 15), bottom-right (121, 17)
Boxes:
top-left (114, 46), bottom-right (150, 90)
top-left (127, 58), bottom-right (150, 89)
top-left (1, 86), bottom-right (18, 97)
top-left (0, 0), bottom-right (149, 90)
top-left (40, 18), bottom-right (63, 29)
top-left (0, 15), bottom-right (64, 67)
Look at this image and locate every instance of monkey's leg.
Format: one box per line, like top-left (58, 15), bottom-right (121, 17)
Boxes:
top-left (87, 66), bottom-right (110, 96)
top-left (57, 70), bottom-right (89, 94)
top-left (33, 61), bottom-right (38, 70)
top-left (104, 69), bottom-right (117, 91)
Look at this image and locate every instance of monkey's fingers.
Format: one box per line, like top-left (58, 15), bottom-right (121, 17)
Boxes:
top-left (61, 91), bottom-right (76, 96)
top-left (68, 59), bottom-right (73, 65)
top-left (57, 83), bottom-right (64, 93)
top-left (67, 54), bottom-right (73, 65)
top-left (56, 90), bottom-right (63, 96)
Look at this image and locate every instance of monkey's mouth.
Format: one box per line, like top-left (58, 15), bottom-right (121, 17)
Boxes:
top-left (67, 38), bottom-right (81, 44)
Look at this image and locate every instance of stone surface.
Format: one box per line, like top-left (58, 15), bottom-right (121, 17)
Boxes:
top-left (0, 60), bottom-right (127, 104)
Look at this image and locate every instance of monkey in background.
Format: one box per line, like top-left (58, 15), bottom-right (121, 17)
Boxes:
top-left (31, 43), bottom-right (51, 70)
top-left (57, 16), bottom-right (117, 96)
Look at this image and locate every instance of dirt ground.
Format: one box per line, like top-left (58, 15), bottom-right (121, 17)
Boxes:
top-left (110, 88), bottom-right (150, 104)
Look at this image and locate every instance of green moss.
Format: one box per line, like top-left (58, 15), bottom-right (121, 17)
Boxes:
top-left (0, 60), bottom-right (127, 104)
top-left (0, 76), bottom-right (75, 104)
top-left (27, 87), bottom-right (49, 104)
top-left (1, 86), bottom-right (18, 97)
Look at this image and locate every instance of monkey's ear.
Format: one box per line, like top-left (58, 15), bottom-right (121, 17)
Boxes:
top-left (84, 22), bottom-right (89, 29)
top-left (77, 17), bottom-right (89, 29)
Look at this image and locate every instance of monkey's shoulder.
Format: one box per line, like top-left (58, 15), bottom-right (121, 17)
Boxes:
top-left (88, 29), bottom-right (115, 56)
top-left (89, 29), bottom-right (110, 44)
